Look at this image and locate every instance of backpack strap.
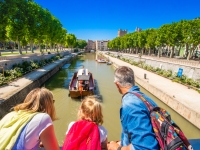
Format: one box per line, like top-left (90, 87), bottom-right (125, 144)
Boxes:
top-left (123, 92), bottom-right (154, 112)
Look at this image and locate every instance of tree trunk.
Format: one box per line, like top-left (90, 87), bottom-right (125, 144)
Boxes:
top-left (178, 46), bottom-right (181, 56)
top-left (187, 50), bottom-right (191, 60)
top-left (38, 41), bottom-right (42, 54)
top-left (157, 47), bottom-right (160, 58)
top-left (136, 48), bottom-right (138, 54)
top-left (17, 36), bottom-right (22, 54)
top-left (50, 44), bottom-right (52, 51)
top-left (185, 44), bottom-right (189, 58)
top-left (170, 46), bottom-right (174, 58)
top-left (141, 48), bottom-right (144, 55)
top-left (148, 48), bottom-right (151, 56)
top-left (46, 43), bottom-right (48, 52)
top-left (30, 40), bottom-right (34, 53)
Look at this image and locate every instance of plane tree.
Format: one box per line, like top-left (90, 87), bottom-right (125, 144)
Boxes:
top-left (65, 34), bottom-right (77, 51)
top-left (26, 1), bottom-right (42, 53)
top-left (180, 19), bottom-right (200, 60)
top-left (76, 40), bottom-right (87, 50)
top-left (145, 28), bottom-right (157, 56)
top-left (0, 0), bottom-right (70, 55)
top-left (137, 31), bottom-right (146, 55)
top-left (184, 19), bottom-right (200, 60)
top-left (6, 0), bottom-right (28, 54)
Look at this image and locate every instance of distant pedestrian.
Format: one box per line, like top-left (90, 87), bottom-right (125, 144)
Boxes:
top-left (107, 66), bottom-right (159, 150)
top-left (0, 87), bottom-right (59, 150)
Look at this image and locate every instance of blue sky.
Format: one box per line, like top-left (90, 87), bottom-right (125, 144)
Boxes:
top-left (35, 0), bottom-right (200, 41)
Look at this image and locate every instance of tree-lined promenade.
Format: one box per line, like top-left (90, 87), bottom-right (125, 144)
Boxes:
top-left (0, 0), bottom-right (87, 55)
top-left (108, 18), bottom-right (200, 60)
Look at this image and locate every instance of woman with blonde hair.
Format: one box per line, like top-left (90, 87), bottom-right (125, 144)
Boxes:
top-left (63, 96), bottom-right (108, 150)
top-left (0, 87), bottom-right (59, 150)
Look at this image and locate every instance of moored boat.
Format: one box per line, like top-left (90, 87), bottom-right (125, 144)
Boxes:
top-left (69, 68), bottom-right (95, 98)
top-left (90, 50), bottom-right (95, 52)
top-left (107, 61), bottom-right (112, 65)
top-left (96, 59), bottom-right (107, 63)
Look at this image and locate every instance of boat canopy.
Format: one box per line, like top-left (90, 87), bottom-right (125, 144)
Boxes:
top-left (78, 75), bottom-right (90, 81)
top-left (77, 69), bottom-right (88, 76)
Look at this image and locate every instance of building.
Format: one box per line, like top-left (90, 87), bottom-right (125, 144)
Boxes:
top-left (118, 29), bottom-right (127, 37)
top-left (135, 27), bottom-right (142, 32)
top-left (96, 40), bottom-right (109, 51)
top-left (86, 40), bottom-right (96, 51)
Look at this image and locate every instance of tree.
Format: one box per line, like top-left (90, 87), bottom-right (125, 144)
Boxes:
top-left (65, 34), bottom-right (77, 51)
top-left (76, 40), bottom-right (87, 50)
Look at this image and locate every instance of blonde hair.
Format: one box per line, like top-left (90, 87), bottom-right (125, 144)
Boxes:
top-left (78, 96), bottom-right (103, 125)
top-left (14, 87), bottom-right (56, 121)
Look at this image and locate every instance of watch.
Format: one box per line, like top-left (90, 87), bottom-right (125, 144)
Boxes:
top-left (117, 146), bottom-right (122, 150)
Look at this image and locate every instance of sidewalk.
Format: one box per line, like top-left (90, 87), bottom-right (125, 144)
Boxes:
top-left (0, 55), bottom-right (72, 102)
top-left (118, 52), bottom-right (200, 68)
top-left (104, 53), bottom-right (200, 129)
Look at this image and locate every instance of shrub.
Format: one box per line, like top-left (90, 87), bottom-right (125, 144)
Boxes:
top-left (162, 70), bottom-right (172, 78)
top-left (0, 73), bottom-right (7, 85)
top-left (30, 61), bottom-right (39, 69)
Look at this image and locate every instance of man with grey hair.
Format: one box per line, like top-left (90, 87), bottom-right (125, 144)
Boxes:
top-left (108, 66), bottom-right (159, 150)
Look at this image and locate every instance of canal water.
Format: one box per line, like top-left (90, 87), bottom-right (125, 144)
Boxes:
top-left (44, 53), bottom-right (200, 145)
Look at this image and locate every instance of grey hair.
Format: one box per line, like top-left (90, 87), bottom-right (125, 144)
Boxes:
top-left (114, 66), bottom-right (135, 87)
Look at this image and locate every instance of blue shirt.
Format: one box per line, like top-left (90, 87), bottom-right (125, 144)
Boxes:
top-left (120, 86), bottom-right (159, 150)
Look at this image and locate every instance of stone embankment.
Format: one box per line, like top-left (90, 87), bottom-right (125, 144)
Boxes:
top-left (0, 51), bottom-right (70, 70)
top-left (114, 52), bottom-right (200, 80)
top-left (0, 53), bottom-right (74, 119)
top-left (103, 52), bottom-right (200, 130)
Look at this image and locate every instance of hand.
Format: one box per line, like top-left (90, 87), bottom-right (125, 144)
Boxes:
top-left (101, 138), bottom-right (108, 150)
top-left (39, 142), bottom-right (44, 148)
top-left (107, 141), bottom-right (120, 150)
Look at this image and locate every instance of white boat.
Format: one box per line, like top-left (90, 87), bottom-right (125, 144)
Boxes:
top-left (96, 59), bottom-right (106, 63)
top-left (90, 50), bottom-right (95, 52)
top-left (107, 62), bottom-right (112, 65)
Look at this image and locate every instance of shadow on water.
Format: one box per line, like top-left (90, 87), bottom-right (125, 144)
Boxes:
top-left (94, 79), bottom-right (104, 101)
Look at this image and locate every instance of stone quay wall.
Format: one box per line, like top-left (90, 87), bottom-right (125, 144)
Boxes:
top-left (0, 54), bottom-right (73, 119)
top-left (124, 55), bottom-right (200, 81)
top-left (0, 51), bottom-right (70, 71)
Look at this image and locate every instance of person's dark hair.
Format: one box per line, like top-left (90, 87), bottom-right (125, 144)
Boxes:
top-left (114, 66), bottom-right (135, 87)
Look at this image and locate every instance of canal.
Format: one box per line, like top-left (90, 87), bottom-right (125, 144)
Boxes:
top-left (44, 53), bottom-right (200, 145)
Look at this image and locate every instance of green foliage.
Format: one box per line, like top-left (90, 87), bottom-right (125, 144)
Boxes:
top-left (162, 70), bottom-right (172, 77)
top-left (76, 40), bottom-right (87, 49)
top-left (0, 54), bottom-right (63, 86)
top-left (30, 60), bottom-right (39, 69)
top-left (0, 73), bottom-right (7, 85)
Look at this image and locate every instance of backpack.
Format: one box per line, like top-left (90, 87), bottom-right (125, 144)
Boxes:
top-left (129, 92), bottom-right (193, 150)
top-left (62, 120), bottom-right (101, 150)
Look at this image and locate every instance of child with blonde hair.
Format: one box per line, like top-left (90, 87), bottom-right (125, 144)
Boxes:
top-left (62, 96), bottom-right (108, 150)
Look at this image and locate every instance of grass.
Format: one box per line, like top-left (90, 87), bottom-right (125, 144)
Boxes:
top-left (1, 51), bottom-right (33, 56)
top-left (0, 49), bottom-right (65, 56)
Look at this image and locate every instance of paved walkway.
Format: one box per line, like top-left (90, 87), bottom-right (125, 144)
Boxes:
top-left (104, 52), bottom-right (200, 129)
top-left (114, 52), bottom-right (200, 68)
top-left (0, 55), bottom-right (72, 102)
